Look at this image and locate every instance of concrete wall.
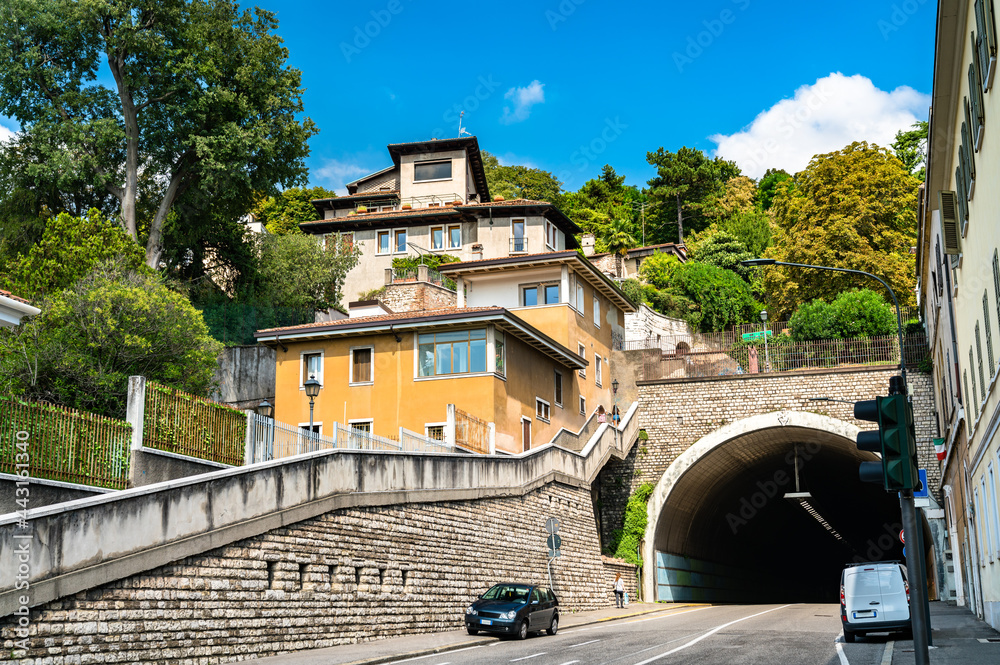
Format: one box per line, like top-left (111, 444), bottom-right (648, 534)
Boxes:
top-left (128, 447), bottom-right (231, 488)
top-left (0, 474), bottom-right (113, 510)
top-left (625, 305), bottom-right (691, 345)
top-left (211, 345), bottom-right (276, 410)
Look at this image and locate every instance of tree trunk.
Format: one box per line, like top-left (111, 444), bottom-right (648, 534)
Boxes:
top-left (104, 37), bottom-right (139, 240)
top-left (675, 192), bottom-right (684, 244)
top-left (145, 168), bottom-right (186, 269)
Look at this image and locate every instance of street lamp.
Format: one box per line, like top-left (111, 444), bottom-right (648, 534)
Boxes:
top-left (256, 400), bottom-right (274, 462)
top-left (304, 375), bottom-right (321, 447)
top-left (760, 309), bottom-right (770, 373)
top-left (740, 257), bottom-right (928, 665)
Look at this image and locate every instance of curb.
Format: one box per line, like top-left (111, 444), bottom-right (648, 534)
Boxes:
top-left (336, 604), bottom-right (694, 665)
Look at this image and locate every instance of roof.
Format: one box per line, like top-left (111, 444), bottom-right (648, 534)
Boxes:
top-left (300, 206), bottom-right (466, 232)
top-left (589, 242), bottom-right (687, 261)
top-left (254, 306), bottom-right (586, 370)
top-left (387, 136), bottom-right (490, 202)
top-left (345, 165), bottom-right (397, 194)
top-left (0, 289), bottom-right (31, 305)
top-left (438, 251), bottom-right (637, 313)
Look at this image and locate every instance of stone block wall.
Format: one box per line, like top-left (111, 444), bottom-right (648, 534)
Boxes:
top-left (381, 282), bottom-right (457, 313)
top-left (597, 367), bottom-right (939, 549)
top-left (2, 483), bottom-right (610, 664)
top-left (601, 557), bottom-right (639, 604)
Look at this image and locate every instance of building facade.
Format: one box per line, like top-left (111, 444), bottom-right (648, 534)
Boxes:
top-left (924, 0), bottom-right (1000, 629)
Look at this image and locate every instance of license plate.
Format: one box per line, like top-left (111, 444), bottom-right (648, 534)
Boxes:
top-left (480, 619), bottom-right (493, 625)
top-left (853, 610), bottom-right (876, 619)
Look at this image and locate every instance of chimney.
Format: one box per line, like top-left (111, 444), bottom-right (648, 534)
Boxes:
top-left (582, 233), bottom-right (596, 257)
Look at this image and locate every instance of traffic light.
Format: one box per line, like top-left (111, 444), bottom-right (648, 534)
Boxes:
top-left (854, 389), bottom-right (920, 491)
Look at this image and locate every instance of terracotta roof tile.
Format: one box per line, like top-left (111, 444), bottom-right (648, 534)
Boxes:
top-left (458, 198), bottom-right (554, 207)
top-left (256, 306), bottom-right (505, 335)
top-left (438, 251), bottom-right (575, 270)
top-left (0, 289), bottom-right (31, 305)
top-left (300, 206), bottom-right (464, 227)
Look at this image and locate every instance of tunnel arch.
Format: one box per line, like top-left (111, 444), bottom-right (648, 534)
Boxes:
top-left (640, 411), bottom-right (910, 603)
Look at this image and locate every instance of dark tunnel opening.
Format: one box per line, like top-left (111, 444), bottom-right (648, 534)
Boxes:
top-left (652, 426), bottom-right (928, 604)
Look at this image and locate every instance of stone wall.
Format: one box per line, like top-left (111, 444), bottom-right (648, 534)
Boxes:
top-left (624, 305), bottom-right (690, 345)
top-left (1, 483), bottom-right (610, 664)
top-left (210, 345), bottom-right (275, 410)
top-left (601, 556), bottom-right (639, 603)
top-left (381, 281), bottom-right (457, 313)
top-left (597, 367), bottom-right (939, 548)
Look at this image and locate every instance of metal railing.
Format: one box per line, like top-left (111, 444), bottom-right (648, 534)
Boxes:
top-left (0, 396), bottom-right (131, 489)
top-left (638, 333), bottom-right (929, 381)
top-left (510, 237), bottom-right (528, 253)
top-left (401, 427), bottom-right (453, 453)
top-left (144, 382), bottom-right (246, 466)
top-left (401, 193), bottom-right (464, 209)
top-left (388, 266), bottom-right (457, 291)
top-left (455, 408), bottom-right (491, 454)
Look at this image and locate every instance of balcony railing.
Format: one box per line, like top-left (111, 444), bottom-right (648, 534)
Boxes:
top-left (510, 237), bottom-right (528, 253)
top-left (401, 193), bottom-right (465, 209)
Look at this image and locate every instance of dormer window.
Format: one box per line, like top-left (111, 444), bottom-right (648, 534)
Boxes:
top-left (414, 160), bottom-right (452, 182)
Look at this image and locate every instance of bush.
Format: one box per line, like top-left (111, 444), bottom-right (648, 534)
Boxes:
top-left (613, 482), bottom-right (655, 566)
top-left (789, 300), bottom-right (837, 341)
top-left (392, 253), bottom-right (460, 272)
top-left (789, 289), bottom-right (895, 340)
top-left (620, 278), bottom-right (643, 306)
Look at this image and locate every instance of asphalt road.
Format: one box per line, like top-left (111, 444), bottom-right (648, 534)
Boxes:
top-left (389, 604), bottom-right (889, 665)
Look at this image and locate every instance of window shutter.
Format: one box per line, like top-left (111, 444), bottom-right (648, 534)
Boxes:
top-left (939, 190), bottom-right (963, 255)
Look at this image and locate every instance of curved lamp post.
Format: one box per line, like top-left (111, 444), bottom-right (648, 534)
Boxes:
top-left (303, 375), bottom-right (321, 446)
top-left (256, 400), bottom-right (274, 462)
top-left (740, 257), bottom-right (928, 665)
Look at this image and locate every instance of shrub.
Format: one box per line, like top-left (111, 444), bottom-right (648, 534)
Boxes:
top-left (613, 482), bottom-right (655, 565)
top-left (620, 278), bottom-right (643, 306)
top-left (789, 289), bottom-right (895, 340)
top-left (789, 300), bottom-right (836, 341)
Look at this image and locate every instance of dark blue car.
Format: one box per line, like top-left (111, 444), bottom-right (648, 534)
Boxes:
top-left (465, 583), bottom-right (559, 639)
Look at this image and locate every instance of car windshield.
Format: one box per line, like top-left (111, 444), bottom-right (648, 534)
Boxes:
top-left (482, 584), bottom-right (531, 602)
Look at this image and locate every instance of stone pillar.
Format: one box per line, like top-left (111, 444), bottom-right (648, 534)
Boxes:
top-left (244, 410), bottom-right (256, 465)
top-left (417, 264), bottom-right (429, 282)
top-left (488, 422), bottom-right (496, 454)
top-left (385, 268), bottom-right (394, 285)
top-left (126, 376), bottom-right (146, 452)
top-left (446, 404), bottom-right (457, 447)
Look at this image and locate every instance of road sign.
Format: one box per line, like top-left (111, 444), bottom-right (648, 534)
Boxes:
top-left (899, 529), bottom-right (905, 544)
top-left (741, 330), bottom-right (773, 342)
top-left (545, 517), bottom-right (560, 534)
top-left (546, 534), bottom-right (562, 551)
top-left (914, 469), bottom-right (929, 497)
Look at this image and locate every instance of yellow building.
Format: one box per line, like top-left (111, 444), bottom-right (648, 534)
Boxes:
top-left (255, 252), bottom-right (635, 454)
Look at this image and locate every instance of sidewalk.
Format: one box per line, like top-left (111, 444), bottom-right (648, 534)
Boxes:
top-left (888, 602), bottom-right (1000, 664)
top-left (253, 602), bottom-right (676, 665)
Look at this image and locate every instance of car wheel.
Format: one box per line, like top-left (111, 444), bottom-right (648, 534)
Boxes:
top-left (547, 615), bottom-right (559, 635)
top-left (516, 620), bottom-right (529, 640)
top-left (467, 628), bottom-right (479, 636)
top-left (843, 630), bottom-right (856, 643)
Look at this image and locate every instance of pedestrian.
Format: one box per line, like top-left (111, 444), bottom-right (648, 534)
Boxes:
top-left (613, 572), bottom-right (625, 608)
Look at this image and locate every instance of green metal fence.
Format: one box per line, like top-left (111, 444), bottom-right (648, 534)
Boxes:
top-left (143, 381), bottom-right (246, 466)
top-left (0, 395), bottom-right (131, 489)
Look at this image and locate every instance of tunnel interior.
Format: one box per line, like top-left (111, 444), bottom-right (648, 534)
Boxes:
top-left (653, 426), bottom-right (923, 603)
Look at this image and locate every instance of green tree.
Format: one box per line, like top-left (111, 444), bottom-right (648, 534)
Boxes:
top-left (763, 142), bottom-right (918, 318)
top-left (789, 289), bottom-right (896, 341)
top-left (891, 121), bottom-right (928, 181)
top-left (0, 264), bottom-right (222, 417)
top-left (688, 231), bottom-right (754, 279)
top-left (0, 0), bottom-right (317, 268)
top-left (755, 168), bottom-right (793, 211)
top-left (645, 147), bottom-right (740, 243)
top-left (481, 151), bottom-right (563, 203)
top-left (605, 217), bottom-right (638, 278)
top-left (252, 232), bottom-right (361, 311)
top-left (251, 186), bottom-right (336, 236)
top-left (3, 209), bottom-right (144, 297)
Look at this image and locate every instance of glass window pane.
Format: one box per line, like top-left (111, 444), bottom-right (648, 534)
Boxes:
top-left (414, 161), bottom-right (452, 181)
top-left (513, 220), bottom-right (525, 238)
top-left (469, 328), bottom-right (486, 339)
top-left (395, 229), bottom-right (407, 252)
top-left (449, 226), bottom-right (461, 247)
top-left (436, 343), bottom-right (452, 375)
top-left (436, 330), bottom-right (470, 343)
top-left (353, 348), bottom-right (371, 382)
top-left (418, 343), bottom-right (435, 377)
top-left (453, 342), bottom-right (469, 373)
top-left (524, 286), bottom-right (538, 306)
top-left (379, 232), bottom-right (390, 253)
top-left (432, 227), bottom-right (443, 249)
top-left (495, 332), bottom-right (505, 376)
top-left (545, 284), bottom-right (559, 304)
top-left (471, 338), bottom-right (486, 372)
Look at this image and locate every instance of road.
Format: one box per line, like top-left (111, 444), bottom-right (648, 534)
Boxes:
top-left (390, 604), bottom-right (889, 665)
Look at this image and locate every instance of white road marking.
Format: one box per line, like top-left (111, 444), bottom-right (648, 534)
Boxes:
top-left (880, 640), bottom-right (894, 665)
top-left (510, 653), bottom-right (546, 662)
top-left (623, 606), bottom-right (714, 624)
top-left (568, 639), bottom-right (601, 648)
top-left (556, 661), bottom-right (580, 665)
top-left (834, 633), bottom-right (850, 665)
top-left (391, 645), bottom-right (484, 663)
top-left (631, 604), bottom-right (793, 664)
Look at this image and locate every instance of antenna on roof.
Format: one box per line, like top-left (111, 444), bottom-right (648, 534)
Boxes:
top-left (458, 111), bottom-right (471, 137)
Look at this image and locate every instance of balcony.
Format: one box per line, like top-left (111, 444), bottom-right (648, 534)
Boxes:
top-left (401, 193), bottom-right (465, 209)
top-left (510, 237), bottom-right (528, 254)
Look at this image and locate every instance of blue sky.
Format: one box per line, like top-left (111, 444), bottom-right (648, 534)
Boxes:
top-left (0, 0), bottom-right (938, 195)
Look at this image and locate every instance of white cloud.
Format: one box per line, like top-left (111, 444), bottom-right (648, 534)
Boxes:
top-left (0, 119), bottom-right (17, 144)
top-left (709, 73), bottom-right (930, 178)
top-left (313, 158), bottom-right (373, 195)
top-left (495, 152), bottom-right (539, 169)
top-left (500, 80), bottom-right (545, 124)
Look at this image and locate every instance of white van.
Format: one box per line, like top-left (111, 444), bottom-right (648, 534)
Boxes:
top-left (840, 562), bottom-right (912, 642)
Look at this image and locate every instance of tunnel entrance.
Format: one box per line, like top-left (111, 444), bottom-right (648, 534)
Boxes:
top-left (647, 414), bottom-right (928, 604)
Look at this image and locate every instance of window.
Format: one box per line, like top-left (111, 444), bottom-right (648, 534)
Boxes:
top-left (431, 226), bottom-right (444, 250)
top-left (426, 424), bottom-right (445, 440)
top-left (554, 370), bottom-right (563, 407)
top-left (545, 221), bottom-right (557, 249)
top-left (377, 231), bottom-right (391, 255)
top-left (379, 186), bottom-right (392, 192)
top-left (578, 343), bottom-right (586, 378)
top-left (985, 291), bottom-right (996, 370)
top-left (418, 329), bottom-right (487, 377)
top-left (350, 420), bottom-right (372, 434)
top-left (414, 160), bottom-right (452, 181)
top-left (975, 488), bottom-right (988, 564)
top-left (339, 232), bottom-right (354, 251)
top-left (966, 369), bottom-right (978, 419)
top-left (522, 283), bottom-right (559, 306)
top-left (990, 463), bottom-right (1000, 557)
top-left (593, 295), bottom-right (601, 327)
top-left (982, 479), bottom-right (995, 562)
top-left (976, 328), bottom-right (987, 400)
top-left (301, 351), bottom-right (323, 387)
top-left (975, 0), bottom-right (998, 92)
top-left (395, 228), bottom-right (407, 253)
top-left (536, 398), bottom-right (550, 423)
top-left (595, 354), bottom-right (603, 387)
top-left (577, 283), bottom-right (585, 315)
top-left (495, 331), bottom-right (506, 377)
top-left (579, 396), bottom-right (586, 416)
top-left (300, 423), bottom-right (321, 437)
top-left (350, 346), bottom-right (373, 385)
top-left (448, 224), bottom-right (462, 249)
top-left (512, 219), bottom-right (526, 253)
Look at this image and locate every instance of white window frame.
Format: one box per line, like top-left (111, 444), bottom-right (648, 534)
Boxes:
top-left (349, 418), bottom-right (373, 433)
top-left (579, 395), bottom-right (586, 416)
top-left (430, 225), bottom-right (445, 251)
top-left (511, 218), bottom-right (527, 253)
top-left (554, 370), bottom-right (563, 408)
top-left (425, 422), bottom-right (447, 440)
top-left (545, 220), bottom-right (557, 250)
top-left (595, 354), bottom-right (603, 387)
top-left (349, 345), bottom-right (374, 386)
top-left (299, 349), bottom-right (324, 389)
top-left (536, 398), bottom-right (551, 423)
top-left (376, 230), bottom-right (391, 256)
top-left (989, 463), bottom-right (1000, 558)
top-left (578, 343), bottom-right (586, 378)
top-left (298, 422), bottom-right (323, 446)
top-left (979, 482), bottom-right (994, 563)
top-left (577, 283), bottom-right (585, 317)
top-left (447, 224), bottom-right (462, 249)
top-left (413, 159), bottom-right (453, 183)
top-left (393, 228), bottom-right (408, 254)
top-left (593, 295), bottom-right (601, 327)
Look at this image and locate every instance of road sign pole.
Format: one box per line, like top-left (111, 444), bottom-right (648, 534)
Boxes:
top-left (900, 490), bottom-right (930, 665)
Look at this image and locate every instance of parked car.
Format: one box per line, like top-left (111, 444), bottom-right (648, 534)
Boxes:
top-left (840, 561), bottom-right (912, 642)
top-left (465, 583), bottom-right (559, 639)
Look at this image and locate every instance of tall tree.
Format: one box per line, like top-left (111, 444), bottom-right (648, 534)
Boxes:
top-left (0, 0), bottom-right (317, 268)
top-left (762, 142), bottom-right (919, 318)
top-left (249, 186), bottom-right (336, 235)
top-left (891, 120), bottom-right (928, 181)
top-left (755, 168), bottom-right (793, 211)
top-left (481, 151), bottom-right (563, 203)
top-left (645, 147), bottom-right (739, 244)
